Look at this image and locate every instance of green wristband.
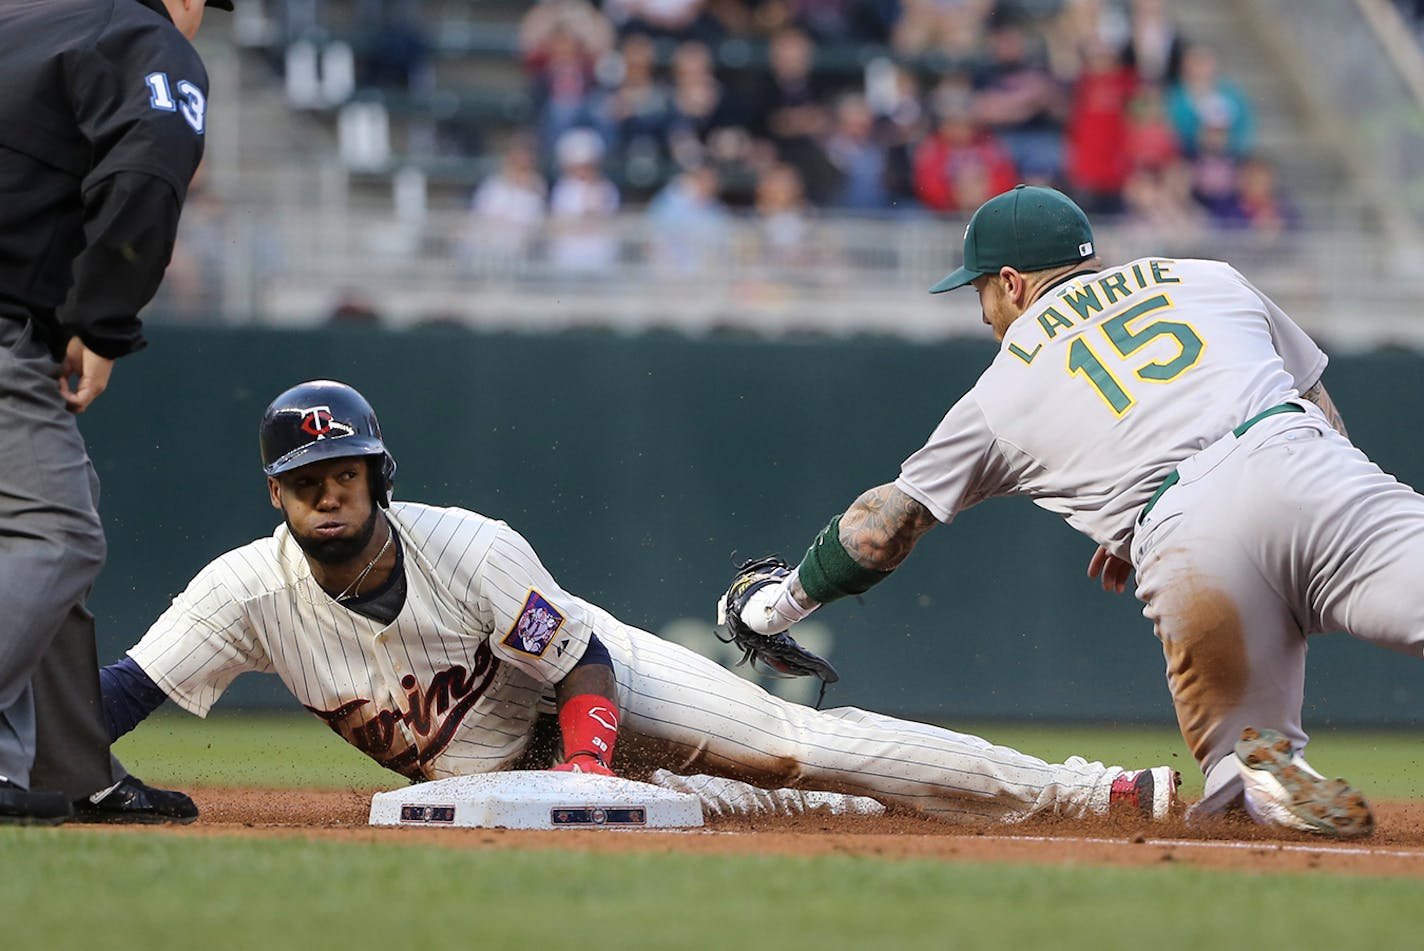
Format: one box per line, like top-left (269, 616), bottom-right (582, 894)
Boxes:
top-left (796, 515), bottom-right (893, 605)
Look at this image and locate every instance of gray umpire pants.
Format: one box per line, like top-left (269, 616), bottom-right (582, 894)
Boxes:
top-left (0, 317), bottom-right (120, 797)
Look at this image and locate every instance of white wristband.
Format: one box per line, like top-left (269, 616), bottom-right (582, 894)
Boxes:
top-left (741, 576), bottom-right (819, 635)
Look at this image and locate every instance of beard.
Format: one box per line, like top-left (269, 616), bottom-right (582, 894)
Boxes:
top-left (287, 507), bottom-right (380, 565)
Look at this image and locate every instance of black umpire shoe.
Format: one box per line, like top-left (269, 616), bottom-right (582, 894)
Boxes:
top-left (0, 778), bottom-right (73, 826)
top-left (72, 776), bottom-right (199, 825)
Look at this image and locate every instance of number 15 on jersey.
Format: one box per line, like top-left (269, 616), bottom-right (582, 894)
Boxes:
top-left (1067, 293), bottom-right (1205, 416)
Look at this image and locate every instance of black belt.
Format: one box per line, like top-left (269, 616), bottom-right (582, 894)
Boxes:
top-left (1137, 403), bottom-right (1307, 524)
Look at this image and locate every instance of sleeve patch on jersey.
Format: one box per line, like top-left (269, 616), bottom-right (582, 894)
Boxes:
top-left (502, 590), bottom-right (566, 657)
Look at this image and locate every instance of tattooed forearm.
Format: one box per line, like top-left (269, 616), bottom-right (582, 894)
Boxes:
top-left (836, 483), bottom-right (938, 571)
top-left (1301, 381), bottom-right (1348, 438)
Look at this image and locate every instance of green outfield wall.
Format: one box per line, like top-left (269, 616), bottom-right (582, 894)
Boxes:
top-left (81, 326), bottom-right (1424, 726)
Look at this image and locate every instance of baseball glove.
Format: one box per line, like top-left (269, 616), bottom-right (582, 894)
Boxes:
top-left (717, 557), bottom-right (840, 706)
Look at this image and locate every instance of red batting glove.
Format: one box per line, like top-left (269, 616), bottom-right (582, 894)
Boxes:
top-left (551, 752), bottom-right (615, 776)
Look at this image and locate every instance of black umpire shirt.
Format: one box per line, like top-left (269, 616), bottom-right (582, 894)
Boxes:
top-left (0, 0), bottom-right (209, 360)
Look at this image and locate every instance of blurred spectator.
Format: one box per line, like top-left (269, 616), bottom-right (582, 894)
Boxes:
top-left (774, 0), bottom-right (871, 41)
top-left (694, 0), bottom-right (765, 36)
top-left (609, 33), bottom-right (676, 142)
top-left (893, 0), bottom-right (992, 59)
top-left (752, 161), bottom-right (814, 266)
top-left (1036, 0), bottom-right (1116, 81)
top-left (1166, 42), bottom-right (1254, 157)
top-left (972, 13), bottom-right (1068, 182)
top-left (606, 33), bottom-right (678, 190)
top-left (1121, 160), bottom-right (1206, 248)
top-left (548, 128), bottom-right (622, 272)
top-left (763, 0), bottom-right (899, 43)
top-left (667, 40), bottom-right (745, 167)
top-left (1186, 118), bottom-right (1240, 221)
top-left (913, 79), bottom-right (1018, 214)
top-left (865, 59), bottom-right (926, 134)
top-left (647, 163), bottom-right (732, 270)
top-left (1121, 0), bottom-right (1185, 85)
top-left (1063, 34), bottom-right (1137, 213)
top-left (1220, 156), bottom-right (1297, 236)
top-left (463, 134), bottom-right (548, 265)
top-left (521, 0), bottom-right (616, 165)
top-left (603, 0), bottom-right (725, 42)
top-left (866, 61), bottom-right (928, 204)
top-left (327, 288), bottom-right (384, 326)
top-left (704, 125), bottom-right (768, 206)
top-left (753, 26), bottom-right (840, 204)
top-left (521, 0), bottom-right (617, 55)
top-left (723, 0), bottom-right (899, 39)
top-left (824, 92), bottom-right (903, 210)
top-left (1122, 82), bottom-right (1180, 173)
top-left (356, 0), bottom-right (433, 93)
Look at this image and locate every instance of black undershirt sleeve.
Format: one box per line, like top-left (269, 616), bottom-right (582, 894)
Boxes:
top-left (99, 655), bottom-right (170, 742)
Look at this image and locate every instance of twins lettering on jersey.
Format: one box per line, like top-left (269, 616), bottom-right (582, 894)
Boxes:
top-left (144, 71), bottom-right (206, 134)
top-left (306, 642), bottom-right (500, 779)
top-left (502, 590), bottom-right (565, 656)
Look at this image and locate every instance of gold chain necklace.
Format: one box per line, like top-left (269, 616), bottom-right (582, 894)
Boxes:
top-left (332, 530), bottom-right (393, 602)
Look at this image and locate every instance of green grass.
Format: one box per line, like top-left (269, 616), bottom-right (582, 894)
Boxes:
top-left (3, 828), bottom-right (1423, 951)
top-left (113, 711), bottom-right (398, 789)
top-left (8, 713), bottom-right (1407, 950)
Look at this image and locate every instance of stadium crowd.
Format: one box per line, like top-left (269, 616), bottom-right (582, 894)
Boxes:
top-left (151, 0), bottom-right (1304, 321)
top-left (463, 0), bottom-right (1294, 240)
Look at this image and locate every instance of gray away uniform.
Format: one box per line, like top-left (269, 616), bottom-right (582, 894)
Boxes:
top-left (896, 256), bottom-right (1424, 810)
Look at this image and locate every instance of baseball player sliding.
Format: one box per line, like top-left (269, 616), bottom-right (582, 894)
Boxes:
top-left (722, 184), bottom-right (1424, 839)
top-left (99, 380), bottom-right (1180, 824)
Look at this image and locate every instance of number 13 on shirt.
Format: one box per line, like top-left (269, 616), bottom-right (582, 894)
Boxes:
top-left (1067, 293), bottom-right (1205, 416)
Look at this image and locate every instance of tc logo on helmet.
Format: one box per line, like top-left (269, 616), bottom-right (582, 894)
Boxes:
top-left (299, 406), bottom-right (355, 440)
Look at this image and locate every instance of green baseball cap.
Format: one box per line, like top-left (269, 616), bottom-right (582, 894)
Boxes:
top-left (929, 185), bottom-right (1096, 294)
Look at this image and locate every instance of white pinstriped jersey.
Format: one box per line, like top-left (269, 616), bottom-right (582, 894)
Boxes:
top-left (127, 501), bottom-right (1166, 822)
top-left (127, 502), bottom-right (599, 781)
top-left (896, 258), bottom-right (1328, 559)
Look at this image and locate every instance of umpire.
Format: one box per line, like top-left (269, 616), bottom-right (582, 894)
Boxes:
top-left (0, 0), bottom-right (230, 824)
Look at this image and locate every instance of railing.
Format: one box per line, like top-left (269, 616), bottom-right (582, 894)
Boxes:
top-left (148, 195), bottom-right (1424, 353)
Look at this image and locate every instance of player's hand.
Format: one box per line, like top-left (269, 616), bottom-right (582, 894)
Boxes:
top-left (1087, 544), bottom-right (1133, 594)
top-left (552, 753), bottom-right (614, 776)
top-left (59, 338), bottom-right (114, 414)
top-left (717, 557), bottom-right (839, 688)
top-left (720, 556), bottom-right (798, 636)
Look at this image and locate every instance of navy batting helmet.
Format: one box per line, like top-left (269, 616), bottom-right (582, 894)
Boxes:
top-left (258, 380), bottom-right (397, 507)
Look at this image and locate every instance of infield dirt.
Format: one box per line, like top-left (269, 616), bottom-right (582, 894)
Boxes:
top-left (75, 786), bottom-right (1424, 878)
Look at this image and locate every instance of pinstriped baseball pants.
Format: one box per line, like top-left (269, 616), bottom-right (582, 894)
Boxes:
top-left (602, 623), bottom-right (1130, 823)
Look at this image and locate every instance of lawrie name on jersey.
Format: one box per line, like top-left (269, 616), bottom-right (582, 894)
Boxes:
top-left (1006, 258), bottom-right (1184, 365)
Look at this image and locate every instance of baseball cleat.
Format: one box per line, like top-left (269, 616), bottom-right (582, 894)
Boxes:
top-left (72, 776), bottom-right (199, 825)
top-left (1234, 727), bottom-right (1373, 838)
top-left (1109, 766), bottom-right (1181, 820)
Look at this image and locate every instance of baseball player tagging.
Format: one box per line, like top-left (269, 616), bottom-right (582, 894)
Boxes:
top-left (729, 185), bottom-right (1418, 837)
top-left (104, 380), bottom-right (1179, 824)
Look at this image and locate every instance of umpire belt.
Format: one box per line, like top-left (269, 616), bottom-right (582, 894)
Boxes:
top-left (1137, 402), bottom-right (1308, 525)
